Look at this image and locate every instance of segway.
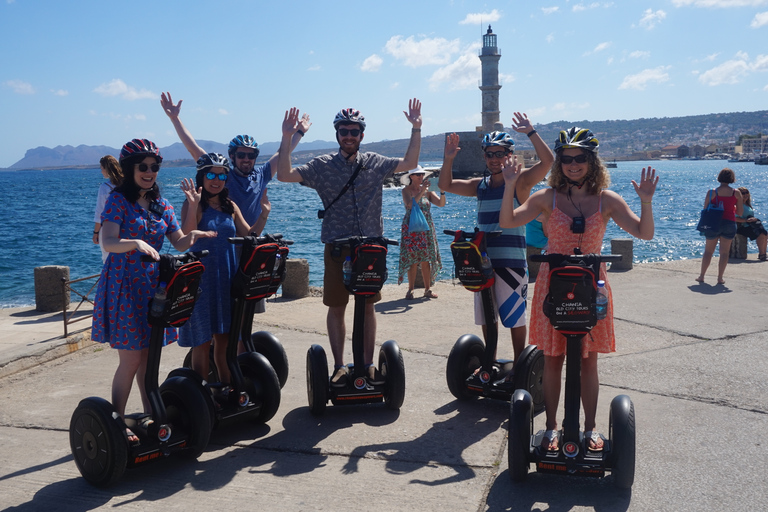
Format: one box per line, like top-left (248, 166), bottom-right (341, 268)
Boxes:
top-left (306, 236), bottom-right (405, 416)
top-left (175, 233), bottom-right (290, 428)
top-left (69, 252), bottom-right (213, 487)
top-left (443, 229), bottom-right (544, 409)
top-left (508, 253), bottom-right (636, 489)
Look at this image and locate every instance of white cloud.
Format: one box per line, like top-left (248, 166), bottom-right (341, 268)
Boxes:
top-left (584, 41), bottom-right (612, 56)
top-left (51, 89), bottom-right (68, 96)
top-left (133, 114), bottom-right (146, 121)
top-left (218, 109), bottom-right (229, 115)
top-left (308, 65), bottom-right (321, 71)
top-left (390, 82), bottom-right (400, 90)
top-left (697, 51), bottom-right (768, 85)
top-left (672, 0), bottom-right (768, 7)
top-left (639, 9), bottom-right (667, 29)
top-left (361, 54), bottom-right (383, 72)
top-left (546, 33), bottom-right (555, 43)
top-left (629, 50), bottom-right (651, 59)
top-left (93, 79), bottom-right (155, 100)
top-left (385, 35), bottom-right (461, 67)
top-left (459, 9), bottom-right (501, 25)
top-left (429, 43), bottom-right (482, 91)
top-left (619, 66), bottom-right (671, 90)
top-left (752, 11), bottom-right (768, 27)
top-left (4, 80), bottom-right (34, 94)
top-left (542, 7), bottom-right (559, 14)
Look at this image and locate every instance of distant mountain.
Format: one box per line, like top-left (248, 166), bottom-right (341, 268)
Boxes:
top-left (7, 110), bottom-right (767, 170)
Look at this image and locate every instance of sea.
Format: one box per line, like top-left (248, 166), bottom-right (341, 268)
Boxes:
top-left (1, 159), bottom-right (766, 308)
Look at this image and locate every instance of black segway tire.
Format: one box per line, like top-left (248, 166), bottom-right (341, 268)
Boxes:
top-left (238, 351), bottom-right (282, 423)
top-left (306, 344), bottom-right (328, 416)
top-left (379, 340), bottom-right (405, 410)
top-left (160, 376), bottom-right (213, 458)
top-left (508, 389), bottom-right (533, 482)
top-left (514, 345), bottom-right (545, 413)
top-left (250, 331), bottom-right (290, 389)
top-left (69, 397), bottom-right (127, 487)
top-left (609, 394), bottom-right (636, 489)
top-left (181, 346), bottom-right (219, 384)
top-left (166, 367), bottom-right (216, 428)
top-left (446, 334), bottom-right (485, 400)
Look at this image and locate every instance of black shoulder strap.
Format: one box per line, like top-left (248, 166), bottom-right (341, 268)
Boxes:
top-left (325, 160), bottom-right (365, 213)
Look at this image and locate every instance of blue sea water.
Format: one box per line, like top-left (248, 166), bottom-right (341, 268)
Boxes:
top-left (1, 159), bottom-right (766, 308)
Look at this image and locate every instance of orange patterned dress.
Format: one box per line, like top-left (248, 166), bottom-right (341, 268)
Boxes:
top-left (529, 191), bottom-right (615, 357)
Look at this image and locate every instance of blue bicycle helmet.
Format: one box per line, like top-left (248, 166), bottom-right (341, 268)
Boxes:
top-left (196, 152), bottom-right (230, 171)
top-left (119, 138), bottom-right (162, 163)
top-left (333, 108), bottom-right (366, 132)
top-left (481, 131), bottom-right (515, 150)
top-left (554, 127), bottom-right (599, 153)
top-left (228, 135), bottom-right (260, 159)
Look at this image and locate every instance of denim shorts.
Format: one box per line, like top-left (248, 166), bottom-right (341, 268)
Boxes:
top-left (703, 218), bottom-right (737, 240)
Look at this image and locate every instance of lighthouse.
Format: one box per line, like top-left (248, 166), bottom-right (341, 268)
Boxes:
top-left (479, 25), bottom-right (502, 132)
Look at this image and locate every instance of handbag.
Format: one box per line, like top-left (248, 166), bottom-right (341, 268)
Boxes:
top-left (696, 190), bottom-right (724, 232)
top-left (408, 198), bottom-right (429, 233)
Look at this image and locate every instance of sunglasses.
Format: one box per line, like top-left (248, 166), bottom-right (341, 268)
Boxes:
top-left (136, 163), bottom-right (160, 173)
top-left (484, 150), bottom-right (509, 159)
top-left (337, 128), bottom-right (361, 137)
top-left (205, 171), bottom-right (228, 181)
top-left (560, 154), bottom-right (588, 164)
top-left (236, 152), bottom-right (256, 160)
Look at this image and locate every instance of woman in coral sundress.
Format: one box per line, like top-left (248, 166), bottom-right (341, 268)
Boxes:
top-left (397, 166), bottom-right (445, 299)
top-left (91, 139), bottom-right (215, 443)
top-left (499, 127), bottom-right (658, 453)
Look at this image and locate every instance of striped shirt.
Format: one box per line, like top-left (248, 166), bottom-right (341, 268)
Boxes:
top-left (476, 176), bottom-right (527, 268)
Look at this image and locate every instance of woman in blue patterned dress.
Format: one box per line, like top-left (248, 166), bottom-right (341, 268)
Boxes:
top-left (179, 154), bottom-right (250, 387)
top-left (91, 139), bottom-right (215, 442)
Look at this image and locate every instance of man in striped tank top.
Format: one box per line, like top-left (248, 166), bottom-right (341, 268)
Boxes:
top-left (438, 112), bottom-right (554, 377)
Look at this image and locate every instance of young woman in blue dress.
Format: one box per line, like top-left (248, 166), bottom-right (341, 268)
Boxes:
top-left (92, 139), bottom-right (215, 443)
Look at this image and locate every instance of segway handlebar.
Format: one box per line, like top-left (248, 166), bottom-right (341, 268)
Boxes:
top-left (529, 253), bottom-right (622, 265)
top-left (140, 250), bottom-right (209, 263)
top-left (443, 228), bottom-right (502, 240)
top-left (332, 236), bottom-right (398, 247)
top-left (228, 233), bottom-right (294, 246)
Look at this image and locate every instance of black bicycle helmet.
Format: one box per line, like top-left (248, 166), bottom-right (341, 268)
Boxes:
top-left (119, 138), bottom-right (163, 163)
top-left (554, 127), bottom-right (599, 153)
top-left (196, 153), bottom-right (230, 171)
top-left (481, 131), bottom-right (515, 149)
top-left (333, 108), bottom-right (366, 131)
top-left (228, 135), bottom-right (260, 159)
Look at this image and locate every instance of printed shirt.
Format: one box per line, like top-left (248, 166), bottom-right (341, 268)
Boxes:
top-left (476, 176), bottom-right (527, 268)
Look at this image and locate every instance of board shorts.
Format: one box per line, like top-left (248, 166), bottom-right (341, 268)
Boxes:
top-left (474, 267), bottom-right (527, 328)
top-left (323, 243), bottom-right (381, 307)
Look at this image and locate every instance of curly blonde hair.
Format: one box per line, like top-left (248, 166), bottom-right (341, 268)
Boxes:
top-left (548, 150), bottom-right (610, 195)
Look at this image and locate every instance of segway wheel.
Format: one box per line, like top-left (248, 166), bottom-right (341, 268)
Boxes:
top-left (446, 334), bottom-right (485, 400)
top-left (513, 346), bottom-right (545, 413)
top-left (159, 376), bottom-right (213, 458)
top-left (379, 340), bottom-right (405, 410)
top-left (609, 394), bottom-right (636, 489)
top-left (69, 397), bottom-right (127, 487)
top-left (238, 351), bottom-right (282, 423)
top-left (306, 344), bottom-right (328, 416)
top-left (508, 389), bottom-right (533, 482)
top-left (181, 346), bottom-right (219, 384)
top-left (166, 367), bottom-right (216, 429)
top-left (250, 331), bottom-right (290, 389)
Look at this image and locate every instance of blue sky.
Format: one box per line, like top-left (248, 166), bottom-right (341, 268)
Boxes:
top-left (1, 0), bottom-right (767, 168)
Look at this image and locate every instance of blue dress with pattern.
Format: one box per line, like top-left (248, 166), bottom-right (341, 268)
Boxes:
top-left (178, 207), bottom-right (237, 348)
top-left (91, 193), bottom-right (181, 350)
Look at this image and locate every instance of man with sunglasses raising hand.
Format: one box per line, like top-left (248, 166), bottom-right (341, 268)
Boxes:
top-left (160, 92), bottom-right (311, 235)
top-left (277, 99), bottom-right (422, 388)
top-left (438, 113), bottom-right (554, 379)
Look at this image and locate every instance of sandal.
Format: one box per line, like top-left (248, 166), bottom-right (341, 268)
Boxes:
top-left (405, 290), bottom-right (415, 300)
top-left (541, 429), bottom-right (559, 451)
top-left (584, 430), bottom-right (604, 451)
top-left (759, 253), bottom-right (767, 261)
top-left (137, 415), bottom-right (154, 430)
top-left (125, 427), bottom-right (140, 446)
top-left (423, 289), bottom-right (438, 299)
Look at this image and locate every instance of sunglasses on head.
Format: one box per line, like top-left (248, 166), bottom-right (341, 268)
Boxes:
top-left (560, 154), bottom-right (588, 164)
top-left (205, 171), bottom-right (228, 181)
top-left (484, 150), bottom-right (509, 159)
top-left (236, 151), bottom-right (256, 160)
top-left (136, 163), bottom-right (160, 173)
top-left (337, 128), bottom-right (361, 137)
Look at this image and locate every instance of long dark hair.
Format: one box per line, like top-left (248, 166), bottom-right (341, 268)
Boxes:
top-left (195, 167), bottom-right (234, 214)
top-left (115, 155), bottom-right (161, 203)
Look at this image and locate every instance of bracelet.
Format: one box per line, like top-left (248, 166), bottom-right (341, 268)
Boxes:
top-left (526, 130), bottom-right (537, 138)
top-left (93, 231), bottom-right (99, 234)
top-left (297, 130), bottom-right (305, 137)
top-left (641, 202), bottom-right (652, 205)
top-left (440, 192), bottom-right (445, 195)
top-left (412, 128), bottom-right (421, 132)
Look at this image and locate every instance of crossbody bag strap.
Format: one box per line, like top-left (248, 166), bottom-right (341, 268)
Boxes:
top-left (325, 160), bottom-right (365, 213)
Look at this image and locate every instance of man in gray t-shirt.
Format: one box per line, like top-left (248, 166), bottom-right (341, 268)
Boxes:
top-left (277, 100), bottom-right (422, 388)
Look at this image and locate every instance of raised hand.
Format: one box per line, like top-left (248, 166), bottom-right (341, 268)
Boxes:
top-left (282, 107), bottom-right (301, 137)
top-left (160, 92), bottom-right (182, 119)
top-left (501, 154), bottom-right (523, 183)
top-left (510, 112), bottom-right (533, 134)
top-left (444, 133), bottom-right (460, 159)
top-left (403, 98), bottom-right (422, 129)
top-left (180, 177), bottom-right (202, 205)
top-left (631, 167), bottom-right (659, 202)
top-left (298, 112), bottom-right (312, 134)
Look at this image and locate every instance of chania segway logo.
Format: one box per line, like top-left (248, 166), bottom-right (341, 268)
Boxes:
top-left (567, 283), bottom-right (577, 300)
